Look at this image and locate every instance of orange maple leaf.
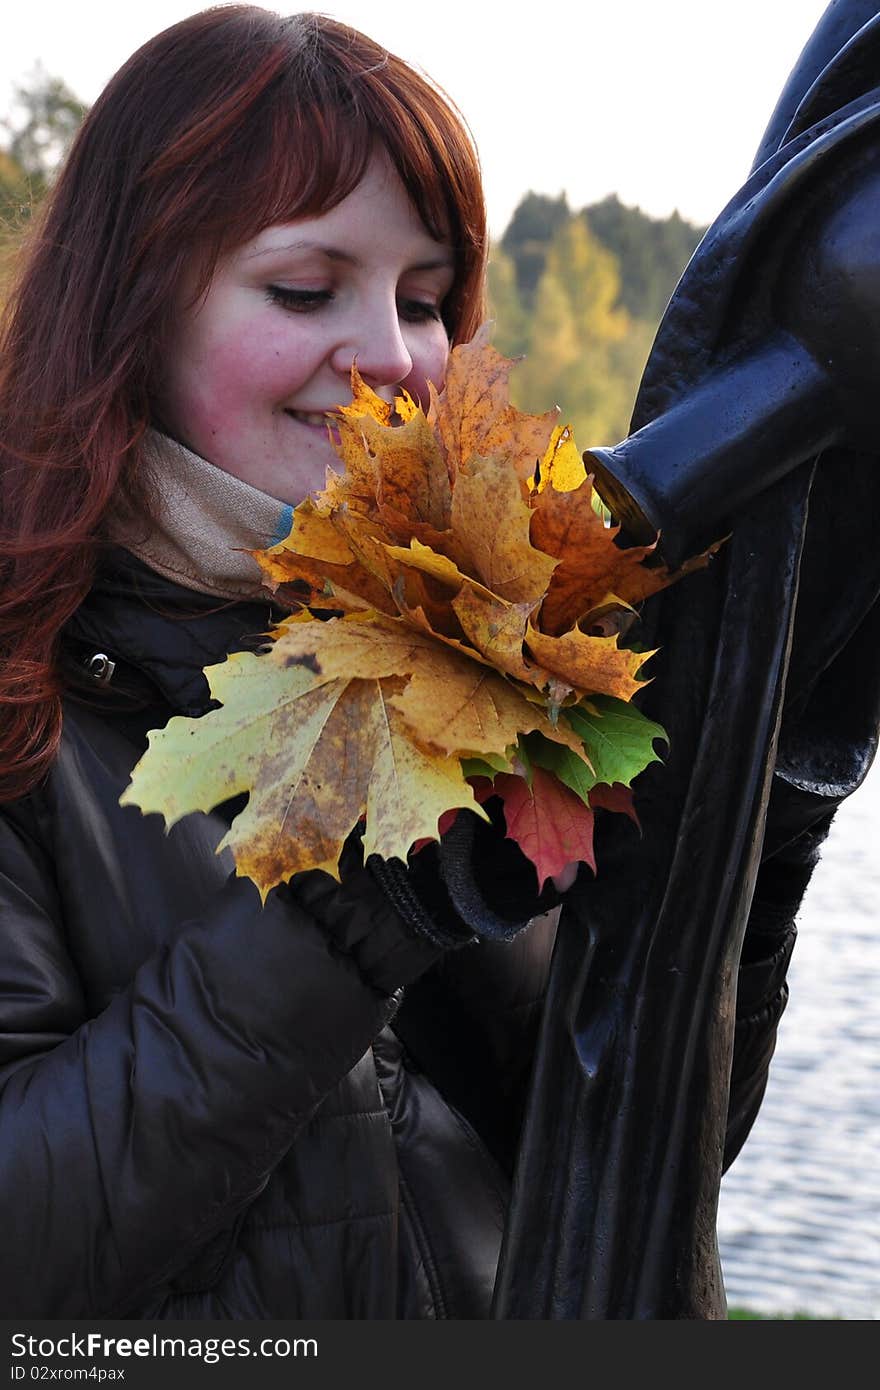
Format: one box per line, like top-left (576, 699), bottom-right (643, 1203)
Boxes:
top-left (428, 322), bottom-right (559, 486)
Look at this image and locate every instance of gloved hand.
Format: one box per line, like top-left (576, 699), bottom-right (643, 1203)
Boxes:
top-left (371, 796), bottom-right (564, 944)
top-left (285, 847), bottom-right (451, 998)
top-left (287, 798), bottom-right (564, 995)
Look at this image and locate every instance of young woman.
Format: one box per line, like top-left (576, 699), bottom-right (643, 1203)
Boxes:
top-left (0, 7), bottom-right (561, 1319)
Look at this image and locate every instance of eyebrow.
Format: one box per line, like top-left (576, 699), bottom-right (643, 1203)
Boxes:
top-left (245, 239), bottom-right (455, 272)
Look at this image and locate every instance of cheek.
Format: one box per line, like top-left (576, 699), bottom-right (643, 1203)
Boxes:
top-left (203, 324), bottom-right (293, 404)
top-left (175, 321), bottom-right (305, 436)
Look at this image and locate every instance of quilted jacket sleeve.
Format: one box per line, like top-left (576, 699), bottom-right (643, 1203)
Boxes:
top-left (0, 802), bottom-right (442, 1318)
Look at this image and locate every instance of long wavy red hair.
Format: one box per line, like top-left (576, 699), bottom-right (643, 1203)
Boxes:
top-left (0, 6), bottom-right (487, 800)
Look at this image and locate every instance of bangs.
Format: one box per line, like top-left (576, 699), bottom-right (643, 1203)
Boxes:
top-left (145, 13), bottom-right (486, 340)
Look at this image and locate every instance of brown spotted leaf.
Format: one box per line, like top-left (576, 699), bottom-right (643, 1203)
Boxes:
top-left (121, 617), bottom-right (490, 896)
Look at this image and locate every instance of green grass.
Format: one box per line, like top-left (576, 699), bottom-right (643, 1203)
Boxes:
top-left (728, 1307), bottom-right (825, 1320)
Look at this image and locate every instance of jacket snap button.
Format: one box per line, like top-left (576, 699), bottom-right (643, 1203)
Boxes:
top-left (85, 652), bottom-right (117, 685)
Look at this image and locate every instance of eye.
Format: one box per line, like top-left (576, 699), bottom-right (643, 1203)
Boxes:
top-left (266, 286), bottom-right (333, 311)
top-left (397, 298), bottom-right (443, 325)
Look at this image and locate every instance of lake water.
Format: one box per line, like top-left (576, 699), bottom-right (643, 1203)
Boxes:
top-left (717, 764), bottom-right (880, 1320)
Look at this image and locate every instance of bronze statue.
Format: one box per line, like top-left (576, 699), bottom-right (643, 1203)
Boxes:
top-left (493, 0), bottom-right (880, 1318)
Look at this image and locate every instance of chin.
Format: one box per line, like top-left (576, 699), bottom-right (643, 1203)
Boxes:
top-left (273, 460), bottom-right (335, 507)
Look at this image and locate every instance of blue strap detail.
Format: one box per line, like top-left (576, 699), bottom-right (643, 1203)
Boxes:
top-left (269, 503), bottom-right (294, 546)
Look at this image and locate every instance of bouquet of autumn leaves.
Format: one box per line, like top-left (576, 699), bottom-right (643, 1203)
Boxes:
top-left (122, 327), bottom-right (715, 898)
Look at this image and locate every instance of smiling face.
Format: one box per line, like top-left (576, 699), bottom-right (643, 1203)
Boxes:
top-left (157, 151), bottom-right (455, 503)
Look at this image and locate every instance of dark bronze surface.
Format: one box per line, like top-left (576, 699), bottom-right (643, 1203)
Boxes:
top-left (494, 0), bottom-right (880, 1318)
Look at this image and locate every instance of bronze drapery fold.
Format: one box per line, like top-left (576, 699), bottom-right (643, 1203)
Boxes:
top-left (493, 0), bottom-right (880, 1319)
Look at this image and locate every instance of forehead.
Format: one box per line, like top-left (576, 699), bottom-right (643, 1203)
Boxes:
top-left (242, 153), bottom-right (454, 266)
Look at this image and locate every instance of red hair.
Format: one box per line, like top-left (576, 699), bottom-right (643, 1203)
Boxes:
top-left (0, 6), bottom-right (488, 799)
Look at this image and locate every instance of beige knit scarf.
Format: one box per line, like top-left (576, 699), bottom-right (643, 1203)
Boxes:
top-left (102, 431), bottom-right (296, 602)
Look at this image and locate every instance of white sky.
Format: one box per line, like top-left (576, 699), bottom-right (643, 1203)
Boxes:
top-left (3, 1), bottom-right (832, 236)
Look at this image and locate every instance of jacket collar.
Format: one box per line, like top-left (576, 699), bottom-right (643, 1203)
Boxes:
top-left (63, 546), bottom-right (284, 716)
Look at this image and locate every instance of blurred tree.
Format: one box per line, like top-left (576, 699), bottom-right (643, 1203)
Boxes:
top-left (0, 67), bottom-right (87, 298)
top-left (497, 216), bottom-right (646, 446)
top-left (492, 191), bottom-right (705, 450)
top-left (0, 148), bottom-right (31, 295)
top-left (486, 244), bottom-right (530, 357)
top-left (500, 191), bottom-right (571, 302)
top-left (583, 195), bottom-right (705, 323)
top-left (0, 148), bottom-right (28, 212)
top-left (516, 266), bottom-right (579, 400)
top-left (1, 64), bottom-right (86, 186)
top-left (501, 189), bottom-right (705, 326)
top-left (547, 217), bottom-right (627, 348)
top-left (605, 316), bottom-right (656, 435)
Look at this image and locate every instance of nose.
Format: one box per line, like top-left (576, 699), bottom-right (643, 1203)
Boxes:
top-left (331, 293), bottom-right (413, 394)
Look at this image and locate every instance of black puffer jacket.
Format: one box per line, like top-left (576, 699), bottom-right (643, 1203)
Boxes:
top-left (0, 550), bottom-right (556, 1319)
top-left (0, 550), bottom-right (797, 1318)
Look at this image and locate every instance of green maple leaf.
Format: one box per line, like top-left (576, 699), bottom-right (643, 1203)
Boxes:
top-left (518, 730), bottom-right (595, 804)
top-left (562, 695), bottom-right (667, 789)
top-left (460, 750), bottom-right (514, 780)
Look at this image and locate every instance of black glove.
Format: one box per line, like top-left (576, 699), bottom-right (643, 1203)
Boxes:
top-left (288, 800), bottom-right (561, 996)
top-left (286, 849), bottom-right (450, 997)
top-left (371, 797), bottom-right (562, 945)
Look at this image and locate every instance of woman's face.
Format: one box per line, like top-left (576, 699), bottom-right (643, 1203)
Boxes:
top-left (158, 151), bottom-right (455, 503)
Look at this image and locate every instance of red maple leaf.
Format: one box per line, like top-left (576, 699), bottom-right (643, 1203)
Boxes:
top-left (588, 781), bottom-right (641, 829)
top-left (492, 766), bottom-right (596, 889)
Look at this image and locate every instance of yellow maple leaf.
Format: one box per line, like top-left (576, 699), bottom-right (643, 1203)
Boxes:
top-left (122, 610), bottom-right (604, 895)
top-left (525, 622), bottom-right (653, 703)
top-left (533, 424), bottom-right (587, 493)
